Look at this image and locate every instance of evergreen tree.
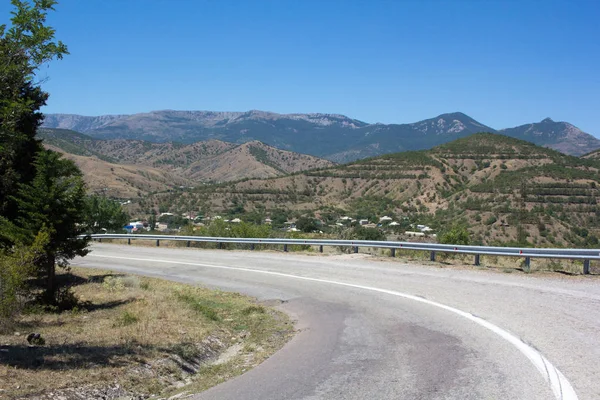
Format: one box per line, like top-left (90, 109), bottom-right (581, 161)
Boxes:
top-left (14, 150), bottom-right (89, 302)
top-left (0, 0), bottom-right (68, 244)
top-left (0, 1), bottom-right (87, 305)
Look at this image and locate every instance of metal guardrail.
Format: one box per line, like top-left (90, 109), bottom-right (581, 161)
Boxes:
top-left (84, 234), bottom-right (599, 274)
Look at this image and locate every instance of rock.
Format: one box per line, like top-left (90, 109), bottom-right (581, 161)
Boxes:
top-left (26, 332), bottom-right (45, 346)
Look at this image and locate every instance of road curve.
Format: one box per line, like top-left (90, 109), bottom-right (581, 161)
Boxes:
top-left (75, 244), bottom-right (600, 400)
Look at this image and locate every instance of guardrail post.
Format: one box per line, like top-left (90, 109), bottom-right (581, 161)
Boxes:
top-left (430, 251), bottom-right (436, 261)
top-left (156, 239), bottom-right (160, 247)
top-left (319, 245), bottom-right (323, 253)
top-left (187, 241), bottom-right (191, 248)
top-left (283, 244), bottom-right (288, 252)
top-left (390, 248), bottom-right (396, 257)
top-left (583, 259), bottom-right (590, 275)
top-left (98, 238), bottom-right (102, 243)
top-left (250, 243), bottom-right (255, 250)
top-left (353, 246), bottom-right (358, 254)
top-left (524, 256), bottom-right (531, 272)
top-left (128, 238), bottom-right (131, 245)
top-left (217, 242), bottom-right (222, 249)
top-left (474, 254), bottom-right (480, 266)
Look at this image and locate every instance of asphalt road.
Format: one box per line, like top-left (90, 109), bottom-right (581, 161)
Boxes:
top-left (75, 244), bottom-right (600, 400)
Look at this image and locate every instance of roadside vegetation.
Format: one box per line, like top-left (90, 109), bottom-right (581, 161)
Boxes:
top-left (0, 8), bottom-right (293, 400)
top-left (0, 267), bottom-right (293, 399)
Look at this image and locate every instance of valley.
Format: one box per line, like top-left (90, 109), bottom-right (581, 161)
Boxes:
top-left (38, 121), bottom-right (600, 249)
top-left (136, 134), bottom-right (600, 248)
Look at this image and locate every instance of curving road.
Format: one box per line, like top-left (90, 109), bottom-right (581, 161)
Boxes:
top-left (75, 244), bottom-right (600, 400)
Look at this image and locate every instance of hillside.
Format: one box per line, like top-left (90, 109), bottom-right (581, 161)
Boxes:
top-left (582, 148), bottom-right (600, 160)
top-left (44, 144), bottom-right (192, 198)
top-left (150, 133), bottom-right (600, 247)
top-left (42, 110), bottom-right (600, 161)
top-left (38, 128), bottom-right (334, 196)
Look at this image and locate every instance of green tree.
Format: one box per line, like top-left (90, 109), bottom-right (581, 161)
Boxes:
top-left (0, 0), bottom-right (68, 236)
top-left (0, 1), bottom-right (85, 305)
top-left (14, 150), bottom-right (89, 303)
top-left (296, 217), bottom-right (318, 233)
top-left (158, 214), bottom-right (189, 229)
top-left (148, 210), bottom-right (156, 232)
top-left (84, 195), bottom-right (129, 233)
top-left (270, 209), bottom-right (288, 228)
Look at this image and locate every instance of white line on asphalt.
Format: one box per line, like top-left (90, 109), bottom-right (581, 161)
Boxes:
top-left (89, 253), bottom-right (578, 400)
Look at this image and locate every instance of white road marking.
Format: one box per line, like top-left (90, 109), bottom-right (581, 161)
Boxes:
top-left (88, 253), bottom-right (578, 400)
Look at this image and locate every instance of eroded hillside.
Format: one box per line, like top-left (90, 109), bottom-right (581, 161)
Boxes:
top-left (39, 129), bottom-right (334, 196)
top-left (152, 134), bottom-right (600, 247)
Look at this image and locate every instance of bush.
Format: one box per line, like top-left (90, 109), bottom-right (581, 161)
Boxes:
top-left (52, 286), bottom-right (81, 312)
top-left (337, 226), bottom-right (386, 253)
top-left (0, 231), bottom-right (48, 320)
top-left (284, 231), bottom-right (311, 251)
top-left (102, 276), bottom-right (125, 292)
top-left (485, 216), bottom-right (497, 225)
top-left (121, 276), bottom-right (140, 288)
top-left (439, 225), bottom-right (471, 245)
top-left (349, 226), bottom-right (386, 241)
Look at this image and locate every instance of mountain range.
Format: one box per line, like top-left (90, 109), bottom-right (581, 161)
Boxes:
top-left (42, 110), bottom-right (600, 162)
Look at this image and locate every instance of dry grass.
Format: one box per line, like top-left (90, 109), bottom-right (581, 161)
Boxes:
top-left (44, 145), bottom-right (191, 198)
top-left (45, 139), bottom-right (333, 199)
top-left (0, 268), bottom-right (294, 399)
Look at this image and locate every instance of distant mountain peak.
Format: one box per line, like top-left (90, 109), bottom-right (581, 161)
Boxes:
top-left (541, 117), bottom-right (554, 123)
top-left (436, 111), bottom-right (471, 120)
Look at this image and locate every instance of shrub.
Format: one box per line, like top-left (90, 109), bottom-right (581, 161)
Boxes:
top-left (139, 280), bottom-right (151, 290)
top-left (336, 226), bottom-right (386, 253)
top-left (352, 226), bottom-right (386, 241)
top-left (0, 231), bottom-right (47, 320)
top-left (102, 276), bottom-right (125, 292)
top-left (485, 216), bottom-right (497, 225)
top-left (115, 311), bottom-right (139, 327)
top-left (439, 225), bottom-right (471, 245)
top-left (284, 231), bottom-right (311, 251)
top-left (121, 276), bottom-right (140, 288)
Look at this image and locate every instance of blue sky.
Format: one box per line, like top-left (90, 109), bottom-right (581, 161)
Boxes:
top-left (3, 0), bottom-right (600, 134)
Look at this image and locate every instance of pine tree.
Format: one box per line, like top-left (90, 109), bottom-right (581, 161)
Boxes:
top-left (14, 150), bottom-right (89, 302)
top-left (0, 1), bottom-right (87, 305)
top-left (1, 0), bottom-right (68, 245)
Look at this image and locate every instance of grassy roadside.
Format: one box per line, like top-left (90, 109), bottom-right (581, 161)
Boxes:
top-left (0, 268), bottom-right (294, 399)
